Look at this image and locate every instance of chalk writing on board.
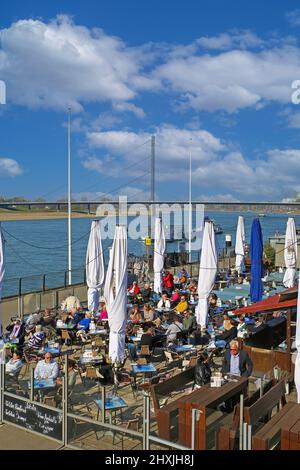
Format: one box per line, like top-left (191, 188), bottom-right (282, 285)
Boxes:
top-left (4, 396), bottom-right (62, 440)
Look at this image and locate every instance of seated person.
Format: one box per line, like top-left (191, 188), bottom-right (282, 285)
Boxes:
top-left (128, 281), bottom-right (140, 298)
top-left (129, 304), bottom-right (141, 323)
top-left (140, 325), bottom-right (154, 350)
top-left (76, 312), bottom-right (92, 341)
top-left (222, 313), bottom-right (233, 331)
top-left (25, 311), bottom-right (42, 331)
top-left (208, 293), bottom-right (219, 319)
top-left (162, 271), bottom-right (174, 295)
top-left (221, 340), bottom-right (253, 378)
top-left (6, 318), bottom-right (26, 346)
top-left (5, 350), bottom-right (23, 379)
top-left (143, 304), bottom-right (155, 323)
top-left (98, 302), bottom-right (108, 321)
top-left (61, 295), bottom-right (81, 313)
top-left (26, 325), bottom-right (45, 352)
top-left (194, 353), bottom-right (211, 388)
top-left (34, 352), bottom-right (59, 381)
top-left (182, 310), bottom-right (197, 334)
top-left (187, 279), bottom-right (197, 296)
top-left (141, 283), bottom-right (152, 303)
top-left (66, 307), bottom-right (81, 326)
top-left (237, 316), bottom-right (248, 338)
top-left (177, 268), bottom-right (188, 287)
top-left (157, 292), bottom-right (171, 311)
top-left (40, 309), bottom-right (56, 327)
top-left (170, 289), bottom-right (180, 305)
top-left (215, 319), bottom-right (238, 348)
top-left (175, 294), bottom-right (189, 313)
top-left (165, 315), bottom-right (184, 344)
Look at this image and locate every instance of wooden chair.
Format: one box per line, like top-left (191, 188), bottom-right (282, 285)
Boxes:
top-left (137, 345), bottom-right (151, 362)
top-left (61, 329), bottom-right (73, 349)
top-left (164, 350), bottom-right (180, 367)
top-left (113, 413), bottom-right (142, 449)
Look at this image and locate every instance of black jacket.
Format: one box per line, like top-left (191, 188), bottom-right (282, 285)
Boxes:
top-left (216, 326), bottom-right (237, 344)
top-left (195, 361), bottom-right (211, 386)
top-left (221, 349), bottom-right (253, 377)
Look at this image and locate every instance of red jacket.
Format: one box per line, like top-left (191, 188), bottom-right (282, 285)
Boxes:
top-left (163, 273), bottom-right (174, 289)
top-left (128, 285), bottom-right (140, 295)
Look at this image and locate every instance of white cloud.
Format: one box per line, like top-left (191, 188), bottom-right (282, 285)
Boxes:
top-left (83, 125), bottom-right (300, 200)
top-left (196, 31), bottom-right (264, 50)
top-left (286, 10), bottom-right (300, 27)
top-left (154, 45), bottom-right (300, 112)
top-left (0, 158), bottom-right (23, 177)
top-left (286, 111), bottom-right (300, 128)
top-left (0, 15), bottom-right (152, 112)
top-left (85, 125), bottom-right (226, 182)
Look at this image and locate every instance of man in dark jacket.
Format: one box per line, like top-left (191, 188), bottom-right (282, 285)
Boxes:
top-left (221, 340), bottom-right (253, 377)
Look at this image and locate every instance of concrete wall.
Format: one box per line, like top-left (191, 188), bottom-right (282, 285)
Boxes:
top-left (0, 283), bottom-right (87, 329)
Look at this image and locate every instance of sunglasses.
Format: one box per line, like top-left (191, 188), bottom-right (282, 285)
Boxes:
top-left (230, 348), bottom-right (238, 351)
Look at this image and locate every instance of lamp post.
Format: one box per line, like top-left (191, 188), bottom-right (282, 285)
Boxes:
top-left (67, 108), bottom-right (72, 285)
top-left (188, 139), bottom-right (192, 263)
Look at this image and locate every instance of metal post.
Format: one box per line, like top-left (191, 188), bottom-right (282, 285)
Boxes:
top-left (243, 422), bottom-right (248, 450)
top-left (101, 386), bottom-right (106, 424)
top-left (151, 135), bottom-right (155, 206)
top-left (143, 393), bottom-right (150, 450)
top-left (188, 139), bottom-right (192, 263)
top-left (62, 354), bottom-right (68, 446)
top-left (30, 367), bottom-right (34, 402)
top-left (247, 424), bottom-right (252, 450)
top-left (259, 378), bottom-right (263, 398)
top-left (67, 107), bottom-right (72, 286)
top-left (191, 408), bottom-right (200, 449)
top-left (150, 136), bottom-right (156, 235)
top-left (239, 393), bottom-right (244, 450)
top-left (0, 363), bottom-right (4, 424)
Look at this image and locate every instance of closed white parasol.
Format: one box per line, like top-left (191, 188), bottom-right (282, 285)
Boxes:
top-left (104, 226), bottom-right (128, 364)
top-left (196, 220), bottom-right (218, 328)
top-left (86, 220), bottom-right (105, 312)
top-left (283, 218), bottom-right (297, 289)
top-left (153, 218), bottom-right (166, 294)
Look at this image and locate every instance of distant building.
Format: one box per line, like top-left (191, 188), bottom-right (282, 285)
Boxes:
top-left (269, 230), bottom-right (300, 268)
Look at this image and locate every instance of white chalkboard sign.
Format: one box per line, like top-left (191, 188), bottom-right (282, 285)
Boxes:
top-left (4, 395), bottom-right (63, 441)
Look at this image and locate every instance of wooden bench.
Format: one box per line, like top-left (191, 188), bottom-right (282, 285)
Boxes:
top-left (281, 404), bottom-right (300, 450)
top-left (253, 402), bottom-right (299, 449)
top-left (150, 366), bottom-right (195, 441)
top-left (150, 366), bottom-right (196, 414)
top-left (244, 379), bottom-right (287, 428)
top-left (216, 378), bottom-right (274, 450)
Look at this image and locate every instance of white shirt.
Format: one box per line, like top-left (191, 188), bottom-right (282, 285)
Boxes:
top-left (34, 359), bottom-right (59, 380)
top-left (157, 299), bottom-right (171, 310)
top-left (6, 358), bottom-right (23, 376)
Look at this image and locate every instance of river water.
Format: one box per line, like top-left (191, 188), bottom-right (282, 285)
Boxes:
top-left (1, 211), bottom-right (298, 297)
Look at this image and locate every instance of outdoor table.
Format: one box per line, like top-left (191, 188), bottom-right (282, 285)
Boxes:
top-left (78, 354), bottom-right (103, 366)
top-left (28, 378), bottom-right (56, 402)
top-left (177, 376), bottom-right (248, 449)
top-left (132, 363), bottom-right (156, 384)
top-left (56, 323), bottom-right (76, 330)
top-left (88, 329), bottom-right (108, 336)
top-left (129, 336), bottom-right (141, 343)
top-left (175, 344), bottom-right (196, 353)
top-left (95, 396), bottom-right (127, 424)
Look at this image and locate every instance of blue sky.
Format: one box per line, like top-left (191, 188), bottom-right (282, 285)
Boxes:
top-left (2, 0), bottom-right (300, 202)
